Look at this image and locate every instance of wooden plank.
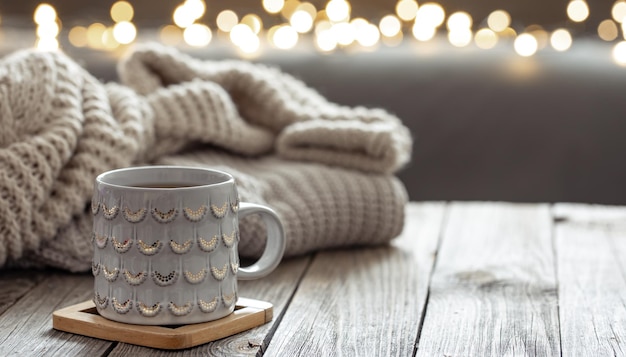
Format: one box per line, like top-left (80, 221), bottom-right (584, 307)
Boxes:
top-left (416, 202), bottom-right (560, 356)
top-left (0, 270), bottom-right (45, 315)
top-left (263, 202), bottom-right (446, 356)
top-left (108, 255), bottom-right (312, 356)
top-left (554, 203), bottom-right (626, 356)
top-left (0, 272), bottom-right (113, 357)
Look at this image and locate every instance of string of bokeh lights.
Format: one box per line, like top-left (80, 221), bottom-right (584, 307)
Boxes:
top-left (14, 0), bottom-right (626, 65)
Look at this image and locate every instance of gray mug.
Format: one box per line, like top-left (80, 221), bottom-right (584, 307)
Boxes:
top-left (91, 166), bottom-right (286, 325)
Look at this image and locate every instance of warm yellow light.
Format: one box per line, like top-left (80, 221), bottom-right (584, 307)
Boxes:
top-left (448, 29), bottom-right (472, 47)
top-left (173, 5), bottom-right (195, 28)
top-left (238, 34), bottom-right (260, 53)
top-left (326, 0), bottom-right (351, 22)
top-left (356, 23), bottom-right (380, 47)
top-left (263, 0), bottom-right (285, 14)
top-left (101, 28), bottom-right (119, 50)
top-left (447, 12), bottom-right (472, 31)
top-left (379, 15), bottom-right (401, 37)
top-left (35, 37), bottom-right (58, 51)
top-left (87, 23), bottom-right (106, 48)
top-left (184, 0), bottom-right (206, 18)
top-left (230, 24), bottom-right (255, 46)
top-left (159, 25), bottom-right (182, 45)
top-left (487, 10), bottom-right (510, 32)
top-left (184, 23), bottom-right (212, 47)
top-left (273, 25), bottom-right (298, 49)
top-left (37, 21), bottom-right (59, 38)
top-left (475, 28), bottom-right (498, 49)
top-left (412, 23), bottom-right (436, 41)
top-left (567, 0), bottom-right (589, 23)
top-left (290, 10), bottom-right (313, 33)
top-left (598, 19), bottom-right (619, 41)
top-left (217, 10), bottom-right (238, 32)
top-left (612, 41), bottom-right (626, 65)
top-left (315, 20), bottom-right (332, 35)
top-left (396, 0), bottom-right (418, 22)
top-left (514, 33), bottom-right (538, 57)
top-left (241, 14), bottom-right (263, 34)
top-left (316, 29), bottom-right (337, 51)
top-left (612, 1), bottom-right (626, 23)
top-left (622, 21), bottom-right (626, 39)
top-left (297, 2), bottom-right (317, 18)
top-left (315, 9), bottom-right (329, 22)
top-left (68, 26), bottom-right (88, 47)
top-left (111, 1), bottom-right (134, 22)
top-left (550, 28), bottom-right (572, 51)
top-left (500, 27), bottom-right (517, 39)
top-left (112, 21), bottom-right (136, 44)
top-left (351, 18), bottom-right (368, 32)
top-left (34, 4), bottom-right (56, 25)
top-left (415, 3), bottom-right (445, 27)
top-left (332, 22), bottom-right (356, 45)
top-left (382, 31), bottom-right (403, 46)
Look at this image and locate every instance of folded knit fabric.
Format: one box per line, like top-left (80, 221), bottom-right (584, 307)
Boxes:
top-left (0, 44), bottom-right (412, 272)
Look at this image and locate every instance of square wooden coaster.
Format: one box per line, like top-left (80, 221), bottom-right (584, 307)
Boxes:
top-left (52, 298), bottom-right (273, 350)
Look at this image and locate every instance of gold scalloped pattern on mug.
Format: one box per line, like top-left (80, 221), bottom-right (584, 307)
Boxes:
top-left (123, 270), bottom-right (148, 286)
top-left (123, 206), bottom-right (147, 223)
top-left (222, 230), bottom-right (237, 248)
top-left (112, 237), bottom-right (133, 254)
top-left (91, 200), bottom-right (100, 215)
top-left (137, 301), bottom-right (161, 317)
top-left (102, 265), bottom-right (119, 282)
top-left (152, 270), bottom-right (178, 286)
top-left (151, 207), bottom-right (177, 223)
top-left (168, 301), bottom-right (193, 316)
top-left (93, 292), bottom-right (108, 309)
top-left (230, 262), bottom-right (239, 274)
top-left (183, 205), bottom-right (207, 222)
top-left (91, 262), bottom-right (100, 277)
top-left (231, 198), bottom-right (240, 213)
top-left (198, 297), bottom-right (219, 313)
top-left (101, 204), bottom-right (119, 220)
top-left (198, 235), bottom-right (218, 252)
top-left (183, 268), bottom-right (207, 284)
top-left (137, 240), bottom-right (162, 256)
top-left (170, 239), bottom-right (192, 254)
top-left (210, 202), bottom-right (228, 219)
top-left (223, 292), bottom-right (237, 308)
top-left (94, 233), bottom-right (108, 249)
top-left (210, 264), bottom-right (228, 281)
top-left (111, 297), bottom-right (132, 314)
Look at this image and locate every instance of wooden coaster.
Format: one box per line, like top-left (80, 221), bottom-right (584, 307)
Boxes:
top-left (52, 298), bottom-right (273, 350)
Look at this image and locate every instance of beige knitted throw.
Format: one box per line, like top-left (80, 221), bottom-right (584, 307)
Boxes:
top-left (0, 44), bottom-right (412, 272)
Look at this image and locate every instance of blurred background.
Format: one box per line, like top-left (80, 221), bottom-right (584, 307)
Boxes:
top-left (1, 0), bottom-right (626, 204)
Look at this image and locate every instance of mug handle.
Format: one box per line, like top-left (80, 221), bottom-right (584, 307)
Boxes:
top-left (237, 202), bottom-right (286, 280)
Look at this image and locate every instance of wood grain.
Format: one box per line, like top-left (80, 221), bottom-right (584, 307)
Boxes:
top-left (107, 255), bottom-right (312, 356)
top-left (264, 202), bottom-right (446, 356)
top-left (416, 202), bottom-right (560, 356)
top-left (0, 272), bottom-right (113, 356)
top-left (0, 269), bottom-right (45, 315)
top-left (554, 204), bottom-right (626, 356)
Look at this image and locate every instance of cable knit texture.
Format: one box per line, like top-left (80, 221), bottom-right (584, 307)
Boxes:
top-left (0, 44), bottom-right (412, 272)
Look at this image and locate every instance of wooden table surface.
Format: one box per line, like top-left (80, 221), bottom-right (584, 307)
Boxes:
top-left (1, 202), bottom-right (625, 356)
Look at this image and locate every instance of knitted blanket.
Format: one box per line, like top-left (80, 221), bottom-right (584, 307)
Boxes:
top-left (0, 44), bottom-right (412, 272)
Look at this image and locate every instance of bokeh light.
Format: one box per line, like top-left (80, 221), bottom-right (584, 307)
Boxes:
top-left (487, 10), bottom-right (510, 32)
top-left (333, 22), bottom-right (356, 45)
top-left (447, 12), bottom-right (472, 32)
top-left (273, 25), bottom-right (298, 49)
top-left (326, 0), bottom-right (351, 22)
top-left (514, 33), bottom-right (538, 56)
top-left (612, 1), bottom-right (626, 23)
top-left (316, 29), bottom-right (337, 51)
top-left (68, 26), bottom-right (88, 47)
top-left (290, 10), bottom-right (314, 33)
top-left (415, 3), bottom-right (445, 27)
top-left (110, 1), bottom-right (134, 22)
top-left (379, 15), bottom-right (401, 37)
top-left (160, 25), bottom-right (182, 45)
top-left (475, 28), bottom-right (498, 49)
top-left (241, 14), bottom-right (263, 34)
top-left (113, 21), bottom-right (136, 44)
top-left (34, 4), bottom-right (56, 25)
top-left (550, 29), bottom-right (572, 51)
top-left (598, 19), bottom-right (619, 41)
top-left (217, 10), bottom-right (238, 32)
top-left (412, 22), bottom-right (436, 41)
top-left (37, 21), bottom-right (59, 38)
top-left (263, 0), bottom-right (285, 14)
top-left (184, 23), bottom-right (212, 47)
top-left (448, 29), bottom-right (472, 47)
top-left (356, 23), bottom-right (380, 47)
top-left (567, 0), bottom-right (589, 23)
top-left (612, 41), bottom-right (626, 65)
top-left (396, 0), bottom-right (418, 21)
top-left (173, 4), bottom-right (196, 28)
top-left (87, 23), bottom-right (106, 48)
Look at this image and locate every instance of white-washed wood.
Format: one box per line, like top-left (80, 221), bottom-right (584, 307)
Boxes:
top-left (554, 204), bottom-right (626, 356)
top-left (0, 270), bottom-right (45, 315)
top-left (0, 273), bottom-right (113, 356)
top-left (108, 255), bottom-right (312, 356)
top-left (264, 202), bottom-right (446, 356)
top-left (417, 202), bottom-right (560, 356)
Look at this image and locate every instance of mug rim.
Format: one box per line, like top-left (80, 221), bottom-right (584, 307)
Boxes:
top-left (96, 165), bottom-right (234, 191)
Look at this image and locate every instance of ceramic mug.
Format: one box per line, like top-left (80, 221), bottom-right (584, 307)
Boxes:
top-left (91, 166), bottom-right (286, 325)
